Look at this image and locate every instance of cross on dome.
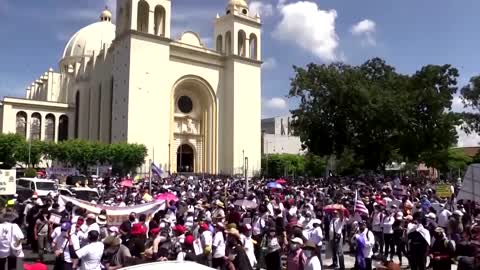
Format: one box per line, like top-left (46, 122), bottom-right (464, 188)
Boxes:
top-left (228, 0), bottom-right (248, 8)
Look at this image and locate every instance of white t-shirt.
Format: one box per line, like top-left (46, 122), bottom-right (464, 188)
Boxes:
top-left (201, 230), bottom-right (213, 248)
top-left (309, 227), bottom-right (323, 246)
top-left (76, 241), bottom-right (104, 270)
top-left (438, 209), bottom-right (452, 228)
top-left (0, 222), bottom-right (24, 258)
top-left (382, 215), bottom-right (395, 234)
top-left (305, 255), bottom-right (322, 270)
top-left (212, 232), bottom-right (226, 258)
top-left (54, 233), bottom-right (80, 263)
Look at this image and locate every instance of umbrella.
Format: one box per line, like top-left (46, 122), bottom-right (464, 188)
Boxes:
top-left (323, 204), bottom-right (350, 217)
top-left (155, 192), bottom-right (179, 202)
top-left (120, 180), bottom-right (133, 188)
top-left (266, 182), bottom-right (283, 189)
top-left (233, 199), bottom-right (258, 209)
top-left (276, 178), bottom-right (287, 184)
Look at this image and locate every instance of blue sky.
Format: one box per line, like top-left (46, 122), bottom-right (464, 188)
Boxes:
top-left (1, 0), bottom-right (480, 145)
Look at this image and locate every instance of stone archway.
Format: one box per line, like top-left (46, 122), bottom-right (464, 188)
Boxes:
top-left (176, 144), bottom-right (194, 173)
top-left (170, 76), bottom-right (217, 173)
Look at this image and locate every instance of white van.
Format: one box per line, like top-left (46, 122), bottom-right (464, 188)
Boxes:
top-left (16, 178), bottom-right (57, 197)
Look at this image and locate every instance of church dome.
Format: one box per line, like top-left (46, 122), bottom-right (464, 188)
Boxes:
top-left (62, 11), bottom-right (115, 59)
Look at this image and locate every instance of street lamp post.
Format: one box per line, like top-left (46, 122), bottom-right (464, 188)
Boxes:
top-left (244, 157), bottom-right (249, 193)
top-left (28, 120), bottom-right (32, 168)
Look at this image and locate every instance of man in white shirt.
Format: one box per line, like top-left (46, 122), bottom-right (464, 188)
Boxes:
top-left (53, 222), bottom-right (80, 270)
top-left (308, 219), bottom-right (323, 266)
top-left (354, 221), bottom-right (375, 270)
top-left (329, 211), bottom-right (345, 270)
top-left (70, 230), bottom-right (104, 270)
top-left (0, 211), bottom-right (24, 270)
top-left (371, 205), bottom-right (385, 256)
top-left (437, 205), bottom-right (451, 229)
top-left (212, 223), bottom-right (226, 269)
top-left (382, 210), bottom-right (395, 261)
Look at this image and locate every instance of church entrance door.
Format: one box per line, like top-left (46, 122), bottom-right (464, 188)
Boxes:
top-left (177, 144), bottom-right (194, 173)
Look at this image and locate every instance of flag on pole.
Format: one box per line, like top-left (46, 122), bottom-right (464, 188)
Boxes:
top-left (151, 163), bottom-right (164, 177)
top-left (354, 190), bottom-right (369, 216)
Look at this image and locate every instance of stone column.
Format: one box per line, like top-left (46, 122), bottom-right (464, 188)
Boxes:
top-left (39, 113), bottom-right (45, 141)
top-left (54, 114), bottom-right (59, 142)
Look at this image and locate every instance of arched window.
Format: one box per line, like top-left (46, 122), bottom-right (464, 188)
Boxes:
top-left (30, 113), bottom-right (41, 140)
top-left (74, 91), bottom-right (80, 139)
top-left (45, 114), bottom-right (55, 142)
top-left (225, 31), bottom-right (232, 55)
top-left (137, 0), bottom-right (150, 33)
top-left (249, 33), bottom-right (258, 60)
top-left (15, 111), bottom-right (27, 138)
top-left (216, 35), bottom-right (223, 53)
top-left (238, 30), bottom-right (246, 57)
top-left (154, 5), bottom-right (166, 36)
top-left (58, 115), bottom-right (69, 141)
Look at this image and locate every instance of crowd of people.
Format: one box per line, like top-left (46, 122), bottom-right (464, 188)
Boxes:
top-left (0, 175), bottom-right (478, 270)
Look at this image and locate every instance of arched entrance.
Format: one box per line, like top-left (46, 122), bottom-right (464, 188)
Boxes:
top-left (170, 76), bottom-right (218, 174)
top-left (177, 144), bottom-right (194, 173)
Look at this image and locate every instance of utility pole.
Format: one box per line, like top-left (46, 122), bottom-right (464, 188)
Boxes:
top-left (244, 157), bottom-right (249, 193)
top-left (28, 120), bottom-right (32, 168)
top-left (168, 143), bottom-right (171, 175)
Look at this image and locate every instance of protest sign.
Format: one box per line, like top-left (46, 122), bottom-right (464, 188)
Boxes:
top-left (436, 184), bottom-right (452, 198)
top-left (0, 169), bottom-right (16, 195)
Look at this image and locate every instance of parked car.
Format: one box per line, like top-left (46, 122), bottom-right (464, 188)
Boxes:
top-left (16, 178), bottom-right (57, 197)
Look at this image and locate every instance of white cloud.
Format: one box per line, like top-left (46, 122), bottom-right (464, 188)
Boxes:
top-left (249, 1), bottom-right (274, 17)
top-left (273, 1), bottom-right (339, 62)
top-left (262, 57), bottom-right (277, 70)
top-left (351, 19), bottom-right (376, 35)
top-left (457, 126), bottom-right (480, 147)
top-left (351, 19), bottom-right (377, 46)
top-left (265, 97), bottom-right (288, 110)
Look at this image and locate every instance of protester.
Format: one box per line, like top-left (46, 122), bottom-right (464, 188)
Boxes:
top-left (10, 173), bottom-right (479, 270)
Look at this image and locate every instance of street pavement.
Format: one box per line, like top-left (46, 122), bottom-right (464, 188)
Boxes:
top-left (22, 248), bottom-right (458, 270)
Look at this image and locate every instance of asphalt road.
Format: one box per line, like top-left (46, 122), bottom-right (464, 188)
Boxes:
top-left (22, 248), bottom-right (458, 270)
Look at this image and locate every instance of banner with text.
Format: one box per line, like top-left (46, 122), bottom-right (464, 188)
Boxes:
top-left (0, 169), bottom-right (16, 195)
top-left (58, 195), bottom-right (166, 225)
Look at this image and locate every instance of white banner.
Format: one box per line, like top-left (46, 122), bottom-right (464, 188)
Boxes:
top-left (0, 169), bottom-right (16, 195)
top-left (58, 195), bottom-right (166, 225)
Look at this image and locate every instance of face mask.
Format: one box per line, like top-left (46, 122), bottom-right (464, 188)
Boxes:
top-left (269, 232), bottom-right (276, 236)
top-left (303, 250), bottom-right (313, 257)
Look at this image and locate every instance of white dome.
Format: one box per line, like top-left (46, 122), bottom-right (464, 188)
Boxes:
top-left (62, 20), bottom-right (115, 59)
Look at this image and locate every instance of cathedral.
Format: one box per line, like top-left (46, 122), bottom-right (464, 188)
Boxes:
top-left (0, 0), bottom-right (262, 175)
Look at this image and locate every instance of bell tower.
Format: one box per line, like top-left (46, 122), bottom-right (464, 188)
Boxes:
top-left (115, 0), bottom-right (171, 38)
top-left (213, 0), bottom-right (261, 59)
top-left (215, 0), bottom-right (262, 175)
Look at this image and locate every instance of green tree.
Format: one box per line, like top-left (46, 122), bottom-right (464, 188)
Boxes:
top-left (262, 154), bottom-right (306, 178)
top-left (110, 143), bottom-right (147, 175)
top-left (289, 58), bottom-right (459, 172)
top-left (0, 134), bottom-right (25, 169)
top-left (15, 140), bottom-right (45, 167)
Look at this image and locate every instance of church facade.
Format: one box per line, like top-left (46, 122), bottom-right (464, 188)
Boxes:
top-left (0, 0), bottom-right (262, 175)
